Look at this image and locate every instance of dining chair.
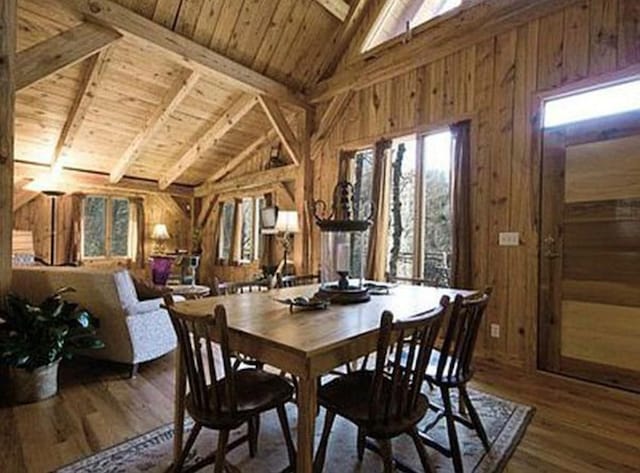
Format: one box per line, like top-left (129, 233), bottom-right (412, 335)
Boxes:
top-left (230, 280), bottom-right (270, 294)
top-left (419, 289), bottom-right (492, 473)
top-left (276, 273), bottom-right (320, 288)
top-left (164, 296), bottom-right (296, 473)
top-left (313, 297), bottom-right (449, 473)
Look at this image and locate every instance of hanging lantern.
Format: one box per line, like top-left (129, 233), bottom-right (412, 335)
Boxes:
top-left (312, 181), bottom-right (374, 304)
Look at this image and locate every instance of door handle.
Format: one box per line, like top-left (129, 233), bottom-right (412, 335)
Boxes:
top-left (543, 235), bottom-right (560, 259)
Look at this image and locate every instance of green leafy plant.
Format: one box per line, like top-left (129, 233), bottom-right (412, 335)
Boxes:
top-left (0, 287), bottom-right (104, 371)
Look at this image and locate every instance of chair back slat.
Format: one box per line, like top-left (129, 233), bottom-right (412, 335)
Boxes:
top-left (436, 289), bottom-right (491, 383)
top-left (164, 295), bottom-right (237, 416)
top-left (368, 297), bottom-right (448, 425)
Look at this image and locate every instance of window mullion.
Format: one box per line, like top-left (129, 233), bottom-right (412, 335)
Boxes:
top-left (414, 133), bottom-right (426, 279)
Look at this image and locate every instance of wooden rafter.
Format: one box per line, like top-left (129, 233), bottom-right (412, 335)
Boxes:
top-left (207, 129), bottom-right (278, 183)
top-left (311, 0), bottom-right (581, 102)
top-left (311, 90), bottom-right (354, 158)
top-left (16, 22), bottom-right (120, 91)
top-left (110, 68), bottom-right (199, 183)
top-left (195, 164), bottom-right (298, 198)
top-left (62, 0), bottom-right (310, 110)
top-left (158, 94), bottom-right (258, 190)
top-left (13, 180), bottom-right (39, 211)
top-left (314, 0), bottom-right (350, 21)
top-left (15, 161), bottom-right (193, 197)
top-left (258, 96), bottom-right (301, 166)
top-left (49, 47), bottom-right (113, 171)
top-left (197, 194), bottom-right (219, 228)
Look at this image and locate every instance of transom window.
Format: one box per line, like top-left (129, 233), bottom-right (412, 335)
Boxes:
top-left (362, 0), bottom-right (463, 52)
top-left (82, 196), bottom-right (133, 259)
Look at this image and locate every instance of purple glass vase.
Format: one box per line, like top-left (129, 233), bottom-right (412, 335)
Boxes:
top-left (151, 256), bottom-right (173, 285)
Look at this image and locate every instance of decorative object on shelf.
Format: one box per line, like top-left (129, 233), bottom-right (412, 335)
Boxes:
top-left (275, 295), bottom-right (329, 312)
top-left (151, 223), bottom-right (170, 254)
top-left (312, 180), bottom-right (374, 304)
top-left (150, 255), bottom-right (174, 286)
top-left (0, 287), bottom-right (104, 404)
top-left (275, 210), bottom-right (299, 275)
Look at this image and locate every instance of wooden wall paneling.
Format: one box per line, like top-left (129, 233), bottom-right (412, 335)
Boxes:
top-left (1, 0), bottom-right (16, 304)
top-left (189, 0), bottom-right (222, 46)
top-left (589, 0), bottom-right (619, 75)
top-left (250, 0), bottom-right (297, 75)
top-left (228, 0), bottom-right (280, 68)
top-left (392, 69), bottom-right (418, 133)
top-left (172, 0), bottom-right (204, 38)
top-left (563, 1), bottom-right (590, 83)
top-left (13, 196), bottom-right (51, 263)
top-left (151, 0), bottom-right (182, 29)
top-left (443, 52), bottom-right (457, 118)
top-left (428, 58), bottom-right (445, 123)
top-left (536, 11), bottom-right (565, 91)
top-left (207, 0), bottom-right (245, 56)
top-left (15, 22), bottom-right (120, 91)
top-left (618, 0), bottom-right (640, 68)
top-left (485, 30), bottom-right (517, 355)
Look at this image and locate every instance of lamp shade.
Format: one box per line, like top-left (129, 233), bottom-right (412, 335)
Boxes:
top-left (275, 210), bottom-right (300, 234)
top-left (151, 223), bottom-right (170, 240)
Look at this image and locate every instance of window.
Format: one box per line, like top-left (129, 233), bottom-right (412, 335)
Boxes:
top-left (218, 196), bottom-right (265, 263)
top-left (351, 149), bottom-right (374, 276)
top-left (219, 201), bottom-right (235, 261)
top-left (82, 196), bottom-right (132, 259)
top-left (362, 0), bottom-right (462, 52)
top-left (351, 129), bottom-right (454, 285)
top-left (544, 79), bottom-right (640, 128)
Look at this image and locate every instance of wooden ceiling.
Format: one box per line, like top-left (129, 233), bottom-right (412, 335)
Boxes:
top-left (14, 0), bottom-right (357, 193)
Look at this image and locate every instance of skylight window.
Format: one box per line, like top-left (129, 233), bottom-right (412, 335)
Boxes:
top-left (362, 0), bottom-right (462, 52)
top-left (544, 79), bottom-right (640, 128)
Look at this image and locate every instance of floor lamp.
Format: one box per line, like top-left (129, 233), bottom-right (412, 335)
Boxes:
top-left (275, 210), bottom-right (299, 275)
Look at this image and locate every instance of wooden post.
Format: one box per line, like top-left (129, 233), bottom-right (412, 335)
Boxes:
top-left (0, 0), bottom-right (16, 306)
top-left (294, 109), bottom-right (314, 274)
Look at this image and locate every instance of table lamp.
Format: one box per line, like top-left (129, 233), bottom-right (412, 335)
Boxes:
top-left (151, 223), bottom-right (170, 254)
top-left (275, 210), bottom-right (299, 274)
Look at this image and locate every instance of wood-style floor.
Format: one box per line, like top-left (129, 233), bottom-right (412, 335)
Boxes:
top-left (1, 354), bottom-right (639, 473)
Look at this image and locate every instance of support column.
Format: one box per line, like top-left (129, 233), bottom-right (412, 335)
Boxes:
top-left (294, 109), bottom-right (314, 274)
top-left (0, 0), bottom-right (16, 306)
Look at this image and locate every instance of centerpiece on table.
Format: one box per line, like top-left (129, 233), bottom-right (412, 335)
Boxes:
top-left (0, 287), bottom-right (104, 404)
top-left (312, 180), bottom-right (374, 304)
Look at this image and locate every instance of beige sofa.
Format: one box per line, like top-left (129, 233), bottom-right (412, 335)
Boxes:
top-left (11, 267), bottom-right (182, 374)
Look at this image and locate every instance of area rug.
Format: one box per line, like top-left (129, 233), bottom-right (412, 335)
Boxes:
top-left (56, 387), bottom-right (533, 473)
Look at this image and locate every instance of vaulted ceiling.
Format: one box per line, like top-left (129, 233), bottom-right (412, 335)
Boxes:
top-left (14, 0), bottom-right (360, 194)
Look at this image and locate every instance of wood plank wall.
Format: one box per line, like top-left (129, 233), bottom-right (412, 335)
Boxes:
top-left (314, 0), bottom-right (640, 369)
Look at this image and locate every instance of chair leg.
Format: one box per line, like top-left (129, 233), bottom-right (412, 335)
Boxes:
top-left (276, 404), bottom-right (297, 470)
top-left (214, 429), bottom-right (229, 473)
top-left (441, 386), bottom-right (464, 473)
top-left (408, 427), bottom-right (434, 473)
top-left (313, 409), bottom-right (336, 473)
top-left (378, 439), bottom-right (394, 473)
top-left (460, 386), bottom-right (490, 452)
top-left (248, 416), bottom-right (260, 457)
top-left (173, 422), bottom-right (202, 472)
top-left (356, 428), bottom-right (366, 461)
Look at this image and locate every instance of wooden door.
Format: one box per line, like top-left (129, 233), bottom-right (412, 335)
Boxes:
top-left (539, 110), bottom-right (640, 392)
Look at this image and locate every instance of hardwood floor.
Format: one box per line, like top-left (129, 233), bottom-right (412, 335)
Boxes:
top-left (1, 354), bottom-right (639, 472)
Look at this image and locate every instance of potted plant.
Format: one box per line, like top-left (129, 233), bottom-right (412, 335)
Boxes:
top-left (0, 287), bottom-right (104, 404)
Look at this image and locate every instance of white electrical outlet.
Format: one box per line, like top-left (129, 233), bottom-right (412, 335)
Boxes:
top-left (499, 232), bottom-right (520, 246)
top-left (490, 324), bottom-right (500, 338)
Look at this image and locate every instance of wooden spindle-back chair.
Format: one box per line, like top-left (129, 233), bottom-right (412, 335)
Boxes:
top-left (164, 296), bottom-right (296, 473)
top-left (420, 289), bottom-right (492, 473)
top-left (314, 297), bottom-right (449, 473)
top-left (276, 273), bottom-right (320, 288)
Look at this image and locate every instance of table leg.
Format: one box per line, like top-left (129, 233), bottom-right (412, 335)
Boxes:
top-left (173, 345), bottom-right (186, 464)
top-left (296, 375), bottom-right (317, 473)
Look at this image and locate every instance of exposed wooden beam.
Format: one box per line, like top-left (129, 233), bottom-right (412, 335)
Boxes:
top-left (15, 161), bottom-right (193, 197)
top-left (314, 0), bottom-right (350, 21)
top-left (62, 0), bottom-right (310, 110)
top-left (311, 0), bottom-right (581, 102)
top-left (275, 182), bottom-right (295, 209)
top-left (159, 94), bottom-right (258, 190)
top-left (13, 188), bottom-right (39, 212)
top-left (110, 68), bottom-right (199, 183)
top-left (207, 129), bottom-right (278, 183)
top-left (258, 96), bottom-right (301, 166)
top-left (195, 164), bottom-right (298, 198)
top-left (311, 90), bottom-right (354, 158)
top-left (50, 48), bottom-right (113, 171)
top-left (16, 22), bottom-right (120, 91)
top-left (0, 0), bottom-right (16, 303)
top-left (196, 194), bottom-right (219, 228)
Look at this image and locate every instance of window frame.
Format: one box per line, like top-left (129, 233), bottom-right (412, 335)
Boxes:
top-left (80, 195), bottom-right (133, 261)
top-left (218, 195), bottom-right (265, 265)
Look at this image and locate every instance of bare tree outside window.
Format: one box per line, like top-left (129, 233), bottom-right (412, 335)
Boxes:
top-left (82, 196), bottom-right (132, 259)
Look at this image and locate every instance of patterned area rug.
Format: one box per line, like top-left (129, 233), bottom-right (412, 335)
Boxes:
top-left (57, 387), bottom-right (533, 472)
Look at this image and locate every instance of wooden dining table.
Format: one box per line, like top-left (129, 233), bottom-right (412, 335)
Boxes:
top-left (170, 284), bottom-right (475, 473)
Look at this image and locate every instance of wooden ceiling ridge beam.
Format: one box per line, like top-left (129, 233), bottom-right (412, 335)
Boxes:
top-left (158, 94), bottom-right (259, 190)
top-left (61, 0), bottom-right (311, 110)
top-left (110, 68), bottom-right (199, 183)
top-left (16, 21), bottom-right (120, 91)
top-left (49, 47), bottom-right (113, 172)
top-left (195, 164), bottom-right (298, 198)
top-left (207, 128), bottom-right (278, 184)
top-left (314, 0), bottom-right (350, 21)
top-left (258, 96), bottom-right (301, 166)
top-left (311, 0), bottom-right (582, 102)
top-left (311, 89), bottom-right (354, 158)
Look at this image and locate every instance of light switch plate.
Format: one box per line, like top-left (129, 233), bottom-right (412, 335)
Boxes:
top-left (499, 232), bottom-right (520, 246)
top-left (490, 324), bottom-right (500, 338)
